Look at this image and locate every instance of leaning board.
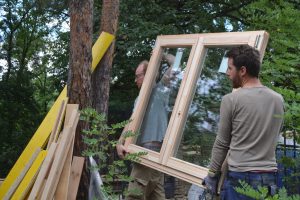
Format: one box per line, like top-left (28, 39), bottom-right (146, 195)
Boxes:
top-left (11, 150), bottom-right (47, 200)
top-left (0, 32), bottom-right (115, 198)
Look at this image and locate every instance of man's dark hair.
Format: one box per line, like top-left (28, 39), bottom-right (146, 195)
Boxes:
top-left (225, 45), bottom-right (261, 78)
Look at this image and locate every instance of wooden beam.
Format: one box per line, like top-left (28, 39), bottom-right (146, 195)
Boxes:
top-left (0, 32), bottom-right (114, 198)
top-left (54, 138), bottom-right (75, 199)
top-left (0, 89), bottom-right (67, 199)
top-left (53, 104), bottom-right (78, 199)
top-left (3, 147), bottom-right (41, 200)
top-left (67, 156), bottom-right (85, 200)
top-left (47, 99), bottom-right (68, 149)
top-left (28, 143), bottom-right (57, 200)
top-left (64, 104), bottom-right (79, 129)
top-left (10, 150), bottom-right (47, 200)
top-left (41, 109), bottom-right (79, 200)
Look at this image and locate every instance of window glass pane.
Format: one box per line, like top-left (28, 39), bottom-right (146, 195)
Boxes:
top-left (174, 47), bottom-right (232, 167)
top-left (135, 47), bottom-right (191, 152)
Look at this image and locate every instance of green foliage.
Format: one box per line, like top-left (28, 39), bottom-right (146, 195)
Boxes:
top-left (0, 76), bottom-right (41, 176)
top-left (0, 0), bottom-right (68, 176)
top-left (235, 180), bottom-right (300, 200)
top-left (108, 0), bottom-right (249, 125)
top-left (123, 187), bottom-right (143, 198)
top-left (240, 1), bottom-right (300, 195)
top-left (80, 107), bottom-right (147, 198)
top-left (279, 153), bottom-right (300, 195)
top-left (242, 0), bottom-right (300, 134)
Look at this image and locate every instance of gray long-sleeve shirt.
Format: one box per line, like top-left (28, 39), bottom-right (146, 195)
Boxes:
top-left (210, 86), bottom-right (284, 172)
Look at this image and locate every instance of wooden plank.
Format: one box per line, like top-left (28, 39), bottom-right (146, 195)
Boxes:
top-left (67, 156), bottom-right (85, 200)
top-left (3, 147), bottom-right (41, 200)
top-left (64, 104), bottom-right (79, 129)
top-left (137, 155), bottom-right (206, 187)
top-left (47, 99), bottom-right (68, 149)
top-left (159, 37), bottom-right (199, 47)
top-left (41, 109), bottom-right (79, 200)
top-left (0, 89), bottom-right (67, 199)
top-left (34, 179), bottom-right (46, 200)
top-left (28, 143), bottom-right (57, 200)
top-left (10, 150), bottom-right (47, 200)
top-left (128, 144), bottom-right (208, 184)
top-left (54, 137), bottom-right (75, 200)
top-left (52, 104), bottom-right (78, 199)
top-left (0, 32), bottom-right (114, 198)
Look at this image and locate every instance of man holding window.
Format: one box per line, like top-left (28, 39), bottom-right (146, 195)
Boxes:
top-left (203, 45), bottom-right (284, 199)
top-left (117, 53), bottom-right (175, 200)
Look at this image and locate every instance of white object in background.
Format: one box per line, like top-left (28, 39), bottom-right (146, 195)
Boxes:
top-left (218, 53), bottom-right (228, 73)
top-left (188, 184), bottom-right (206, 200)
top-left (173, 48), bottom-right (184, 70)
top-left (88, 156), bottom-right (109, 200)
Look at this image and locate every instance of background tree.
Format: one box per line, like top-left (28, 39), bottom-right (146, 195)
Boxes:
top-left (92, 0), bottom-right (119, 115)
top-left (68, 0), bottom-right (93, 198)
top-left (0, 0), bottom-right (68, 177)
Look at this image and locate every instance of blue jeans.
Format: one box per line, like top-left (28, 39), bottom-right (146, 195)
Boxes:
top-left (221, 171), bottom-right (278, 200)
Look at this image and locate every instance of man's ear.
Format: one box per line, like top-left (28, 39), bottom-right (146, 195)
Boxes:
top-left (240, 66), bottom-right (247, 76)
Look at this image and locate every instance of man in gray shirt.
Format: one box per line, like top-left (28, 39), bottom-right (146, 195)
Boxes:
top-left (117, 54), bottom-right (174, 199)
top-left (203, 45), bottom-right (284, 199)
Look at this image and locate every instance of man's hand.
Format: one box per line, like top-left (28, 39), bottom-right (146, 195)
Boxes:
top-left (202, 173), bottom-right (220, 195)
top-left (116, 143), bottom-right (129, 159)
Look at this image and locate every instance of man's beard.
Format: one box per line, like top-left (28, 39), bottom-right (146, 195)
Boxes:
top-left (231, 75), bottom-right (243, 89)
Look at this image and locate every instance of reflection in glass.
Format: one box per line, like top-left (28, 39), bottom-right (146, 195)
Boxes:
top-left (175, 48), bottom-right (232, 167)
top-left (136, 47), bottom-right (191, 152)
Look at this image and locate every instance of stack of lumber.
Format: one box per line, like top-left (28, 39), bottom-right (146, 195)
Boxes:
top-left (2, 102), bottom-right (85, 200)
top-left (0, 31), bottom-right (115, 200)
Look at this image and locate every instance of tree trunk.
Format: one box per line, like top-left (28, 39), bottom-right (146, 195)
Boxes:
top-left (68, 0), bottom-right (93, 199)
top-left (92, 0), bottom-right (119, 115)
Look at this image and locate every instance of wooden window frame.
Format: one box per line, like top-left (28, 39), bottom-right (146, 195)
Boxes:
top-left (124, 31), bottom-right (269, 186)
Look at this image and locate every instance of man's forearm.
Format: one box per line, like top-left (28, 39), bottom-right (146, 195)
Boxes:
top-left (118, 124), bottom-right (130, 145)
top-left (209, 137), bottom-right (229, 172)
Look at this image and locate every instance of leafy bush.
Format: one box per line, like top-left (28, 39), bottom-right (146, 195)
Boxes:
top-left (235, 180), bottom-right (300, 200)
top-left (80, 108), bottom-right (147, 198)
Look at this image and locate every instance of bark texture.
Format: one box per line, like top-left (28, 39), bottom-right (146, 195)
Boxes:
top-left (92, 0), bottom-right (120, 115)
top-left (68, 0), bottom-right (93, 199)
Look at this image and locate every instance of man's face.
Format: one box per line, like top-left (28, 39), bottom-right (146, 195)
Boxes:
top-left (135, 64), bottom-right (145, 89)
top-left (226, 58), bottom-right (242, 88)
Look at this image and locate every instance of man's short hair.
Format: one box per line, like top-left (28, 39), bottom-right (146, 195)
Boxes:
top-left (225, 45), bottom-right (261, 78)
